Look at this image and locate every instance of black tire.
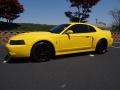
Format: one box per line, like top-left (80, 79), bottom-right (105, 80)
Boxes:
top-left (30, 42), bottom-right (54, 62)
top-left (95, 39), bottom-right (108, 54)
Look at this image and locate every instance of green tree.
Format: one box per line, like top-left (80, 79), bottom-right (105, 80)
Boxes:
top-left (65, 0), bottom-right (100, 22)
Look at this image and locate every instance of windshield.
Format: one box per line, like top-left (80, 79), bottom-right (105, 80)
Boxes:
top-left (50, 24), bottom-right (70, 34)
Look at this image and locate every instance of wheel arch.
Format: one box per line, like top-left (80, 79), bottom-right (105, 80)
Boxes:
top-left (96, 38), bottom-right (108, 48)
top-left (30, 40), bottom-right (56, 57)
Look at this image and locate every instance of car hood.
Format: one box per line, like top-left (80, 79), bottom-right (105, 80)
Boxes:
top-left (10, 32), bottom-right (54, 40)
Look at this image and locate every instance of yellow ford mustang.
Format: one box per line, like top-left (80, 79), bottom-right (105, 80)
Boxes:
top-left (6, 22), bottom-right (113, 62)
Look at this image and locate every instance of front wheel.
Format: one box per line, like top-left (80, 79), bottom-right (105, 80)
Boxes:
top-left (30, 42), bottom-right (54, 62)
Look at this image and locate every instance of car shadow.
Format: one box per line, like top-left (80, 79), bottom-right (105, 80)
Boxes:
top-left (7, 58), bottom-right (30, 64)
top-left (6, 51), bottom-right (97, 64)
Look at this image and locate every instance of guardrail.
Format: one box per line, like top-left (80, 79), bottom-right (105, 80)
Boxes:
top-left (0, 31), bottom-right (120, 44)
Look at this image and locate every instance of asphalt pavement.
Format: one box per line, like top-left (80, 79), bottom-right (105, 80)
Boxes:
top-left (0, 44), bottom-right (120, 90)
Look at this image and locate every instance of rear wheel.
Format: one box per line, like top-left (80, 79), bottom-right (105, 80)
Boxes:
top-left (30, 42), bottom-right (54, 62)
top-left (95, 39), bottom-right (108, 54)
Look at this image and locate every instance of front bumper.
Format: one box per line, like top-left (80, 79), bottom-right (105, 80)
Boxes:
top-left (6, 44), bottom-right (32, 58)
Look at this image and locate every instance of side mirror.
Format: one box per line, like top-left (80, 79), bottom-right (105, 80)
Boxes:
top-left (65, 30), bottom-right (73, 34)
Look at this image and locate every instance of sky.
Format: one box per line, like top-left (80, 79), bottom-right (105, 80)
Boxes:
top-left (14, 0), bottom-right (120, 26)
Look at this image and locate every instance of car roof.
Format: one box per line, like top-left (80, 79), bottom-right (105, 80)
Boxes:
top-left (69, 22), bottom-right (92, 24)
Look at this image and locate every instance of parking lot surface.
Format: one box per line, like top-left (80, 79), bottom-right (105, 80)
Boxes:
top-left (0, 44), bottom-right (120, 90)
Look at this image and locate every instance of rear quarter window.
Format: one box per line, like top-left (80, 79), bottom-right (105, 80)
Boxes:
top-left (88, 26), bottom-right (96, 32)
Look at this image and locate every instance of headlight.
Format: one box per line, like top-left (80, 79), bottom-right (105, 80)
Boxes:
top-left (10, 40), bottom-right (25, 45)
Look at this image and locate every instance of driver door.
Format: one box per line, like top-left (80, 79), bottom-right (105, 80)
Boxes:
top-left (58, 24), bottom-right (94, 52)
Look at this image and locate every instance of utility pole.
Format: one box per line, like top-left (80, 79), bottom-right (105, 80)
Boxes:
top-left (95, 18), bottom-right (98, 24)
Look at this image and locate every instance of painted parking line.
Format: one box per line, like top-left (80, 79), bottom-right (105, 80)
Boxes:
top-left (2, 60), bottom-right (7, 63)
top-left (61, 84), bottom-right (67, 88)
top-left (89, 54), bottom-right (95, 57)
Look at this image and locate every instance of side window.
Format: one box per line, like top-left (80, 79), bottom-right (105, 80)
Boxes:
top-left (78, 25), bottom-right (89, 33)
top-left (68, 24), bottom-right (96, 33)
top-left (88, 26), bottom-right (96, 32)
top-left (68, 24), bottom-right (81, 33)
top-left (68, 24), bottom-right (89, 33)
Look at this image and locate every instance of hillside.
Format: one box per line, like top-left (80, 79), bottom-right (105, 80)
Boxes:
top-left (0, 22), bottom-right (55, 31)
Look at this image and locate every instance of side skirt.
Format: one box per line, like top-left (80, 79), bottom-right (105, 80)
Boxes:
top-left (56, 48), bottom-right (95, 56)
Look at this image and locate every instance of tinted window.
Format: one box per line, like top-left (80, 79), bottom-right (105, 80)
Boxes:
top-left (68, 24), bottom-right (96, 33)
top-left (50, 24), bottom-right (70, 34)
top-left (88, 26), bottom-right (96, 32)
